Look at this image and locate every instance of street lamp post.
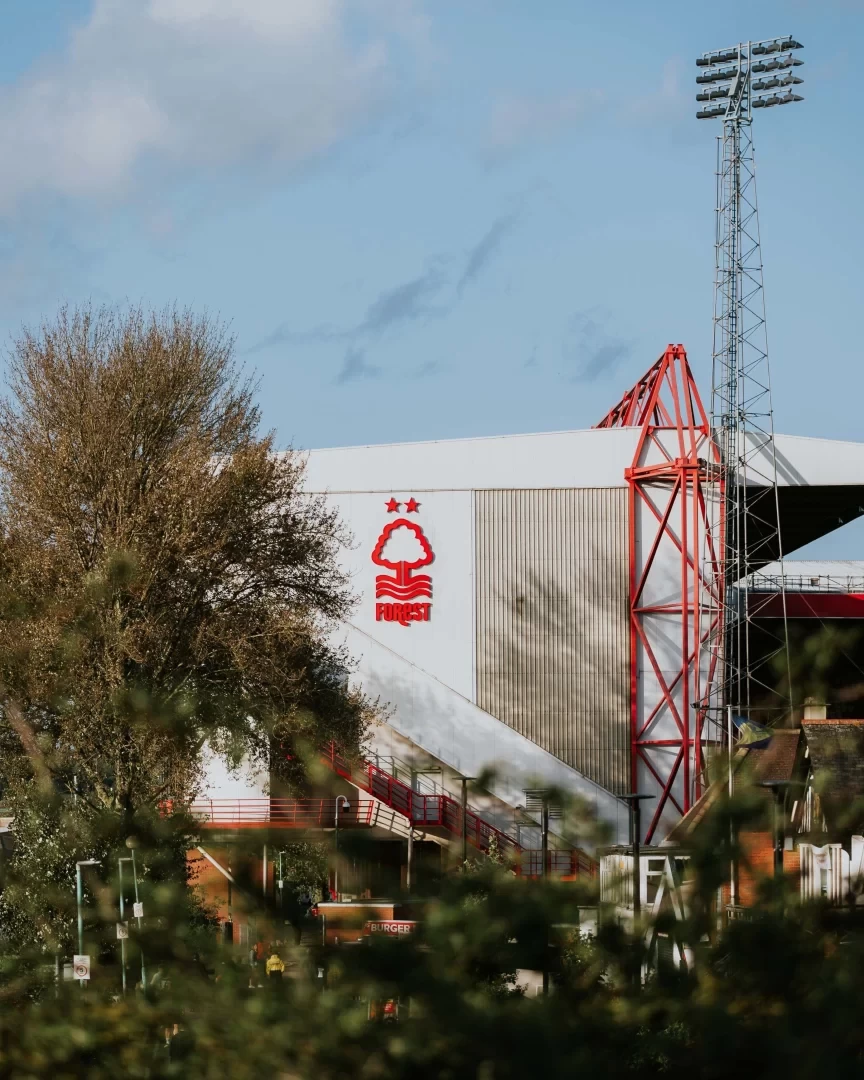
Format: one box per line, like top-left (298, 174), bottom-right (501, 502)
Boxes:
top-left (127, 838), bottom-right (146, 988)
top-left (75, 859), bottom-right (100, 988)
top-left (619, 794), bottom-right (654, 987)
top-left (522, 789), bottom-right (562, 996)
top-left (619, 794), bottom-right (655, 921)
top-left (460, 777), bottom-right (476, 868)
top-left (118, 856), bottom-right (133, 995)
top-left (334, 796), bottom-right (350, 900)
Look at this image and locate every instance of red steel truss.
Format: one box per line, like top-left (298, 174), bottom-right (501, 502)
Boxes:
top-left (597, 345), bottom-right (723, 842)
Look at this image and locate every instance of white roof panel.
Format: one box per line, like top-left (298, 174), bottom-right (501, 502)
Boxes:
top-left (299, 428), bottom-right (864, 495)
top-left (301, 427), bottom-right (639, 493)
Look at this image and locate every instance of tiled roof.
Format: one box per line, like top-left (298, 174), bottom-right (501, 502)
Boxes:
top-left (661, 731), bottom-right (802, 846)
top-left (747, 729), bottom-right (801, 784)
top-left (664, 722), bottom-right (864, 843)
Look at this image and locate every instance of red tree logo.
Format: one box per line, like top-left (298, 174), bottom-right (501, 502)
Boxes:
top-left (372, 519), bottom-right (434, 600)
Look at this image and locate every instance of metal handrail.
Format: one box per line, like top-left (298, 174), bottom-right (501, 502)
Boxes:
top-left (745, 573), bottom-right (864, 594)
top-left (321, 744), bottom-right (595, 876)
top-left (165, 798), bottom-right (379, 827)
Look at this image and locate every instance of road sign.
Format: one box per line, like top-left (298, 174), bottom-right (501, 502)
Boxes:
top-left (133, 902), bottom-right (144, 918)
top-left (73, 955), bottom-right (90, 980)
top-left (116, 922), bottom-right (129, 940)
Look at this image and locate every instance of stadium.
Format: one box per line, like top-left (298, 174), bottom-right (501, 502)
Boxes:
top-left (198, 344), bottom-right (864, 870)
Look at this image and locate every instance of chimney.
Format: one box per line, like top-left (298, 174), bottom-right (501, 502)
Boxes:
top-left (803, 697), bottom-right (827, 721)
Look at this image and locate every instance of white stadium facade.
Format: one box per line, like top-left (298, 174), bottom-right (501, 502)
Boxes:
top-left (203, 346), bottom-right (864, 847)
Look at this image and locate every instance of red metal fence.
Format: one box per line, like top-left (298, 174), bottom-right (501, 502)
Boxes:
top-left (166, 749), bottom-right (596, 877)
top-left (178, 799), bottom-right (379, 828)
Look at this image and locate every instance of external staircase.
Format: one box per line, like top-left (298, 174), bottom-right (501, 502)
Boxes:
top-left (321, 744), bottom-right (595, 878)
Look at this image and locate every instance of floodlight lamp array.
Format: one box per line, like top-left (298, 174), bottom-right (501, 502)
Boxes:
top-left (751, 55), bottom-right (803, 73)
top-left (695, 37), bottom-right (803, 119)
top-left (752, 74), bottom-right (803, 92)
top-left (696, 48), bottom-right (739, 67)
top-left (752, 37), bottom-right (802, 55)
top-left (696, 66), bottom-right (738, 85)
top-left (752, 92), bottom-right (803, 109)
top-left (696, 87), bottom-right (730, 102)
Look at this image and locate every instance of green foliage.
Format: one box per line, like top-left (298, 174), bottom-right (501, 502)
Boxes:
top-left (4, 306), bottom-right (864, 1074)
top-left (2, 796), bottom-right (864, 1077)
top-left (276, 842), bottom-right (328, 900)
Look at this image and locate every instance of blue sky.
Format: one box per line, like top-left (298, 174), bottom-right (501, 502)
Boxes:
top-left (0, 0), bottom-right (861, 556)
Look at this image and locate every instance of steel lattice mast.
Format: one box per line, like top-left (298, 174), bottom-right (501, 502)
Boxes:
top-left (696, 37), bottom-right (802, 744)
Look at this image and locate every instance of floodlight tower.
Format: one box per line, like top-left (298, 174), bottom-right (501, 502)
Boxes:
top-left (696, 38), bottom-right (802, 739)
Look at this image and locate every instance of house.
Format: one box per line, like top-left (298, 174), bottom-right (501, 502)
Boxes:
top-left (600, 708), bottom-right (864, 933)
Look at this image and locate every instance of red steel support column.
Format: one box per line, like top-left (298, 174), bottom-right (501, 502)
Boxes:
top-left (597, 345), bottom-right (723, 842)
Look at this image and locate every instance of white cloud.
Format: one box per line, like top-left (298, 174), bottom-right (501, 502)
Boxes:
top-left (0, 0), bottom-right (423, 211)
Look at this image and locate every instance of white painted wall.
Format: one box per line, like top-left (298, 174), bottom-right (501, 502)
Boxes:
top-left (321, 490), bottom-right (475, 698)
top-left (198, 744), bottom-right (268, 801)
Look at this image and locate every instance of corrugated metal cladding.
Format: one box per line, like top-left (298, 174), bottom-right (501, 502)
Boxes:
top-left (475, 488), bottom-right (629, 794)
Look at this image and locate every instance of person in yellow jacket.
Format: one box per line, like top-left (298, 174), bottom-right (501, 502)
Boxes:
top-left (265, 953), bottom-right (285, 980)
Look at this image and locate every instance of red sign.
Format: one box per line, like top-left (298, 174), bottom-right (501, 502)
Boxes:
top-left (372, 503), bottom-right (434, 626)
top-left (365, 921), bottom-right (416, 936)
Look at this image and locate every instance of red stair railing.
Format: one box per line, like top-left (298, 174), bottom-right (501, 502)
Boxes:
top-left (321, 744), bottom-right (595, 876)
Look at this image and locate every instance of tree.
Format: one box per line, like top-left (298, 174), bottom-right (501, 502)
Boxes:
top-left (0, 305), bottom-right (373, 945)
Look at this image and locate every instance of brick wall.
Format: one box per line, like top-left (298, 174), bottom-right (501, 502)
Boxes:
top-left (721, 831), bottom-right (801, 906)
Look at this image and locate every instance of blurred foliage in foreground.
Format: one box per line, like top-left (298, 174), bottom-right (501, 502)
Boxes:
top-left (3, 796), bottom-right (864, 1079)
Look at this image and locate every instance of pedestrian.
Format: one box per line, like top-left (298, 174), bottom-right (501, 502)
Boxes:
top-left (265, 952), bottom-right (285, 981)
